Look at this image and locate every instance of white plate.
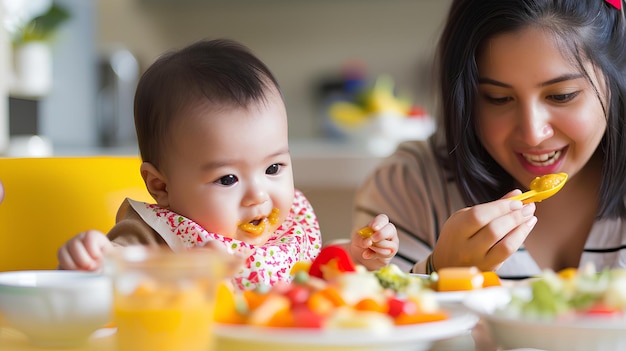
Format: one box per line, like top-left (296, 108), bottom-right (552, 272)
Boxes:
top-left (409, 273), bottom-right (463, 303)
top-left (215, 306), bottom-right (478, 351)
top-left (436, 286), bottom-right (508, 304)
top-left (463, 287), bottom-right (626, 351)
top-left (434, 290), bottom-right (470, 303)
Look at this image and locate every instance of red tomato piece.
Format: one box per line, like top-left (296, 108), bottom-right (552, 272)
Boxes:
top-left (387, 297), bottom-right (417, 318)
top-left (291, 306), bottom-right (324, 328)
top-left (308, 245), bottom-right (356, 280)
top-left (584, 304), bottom-right (623, 316)
top-left (284, 285), bottom-right (311, 307)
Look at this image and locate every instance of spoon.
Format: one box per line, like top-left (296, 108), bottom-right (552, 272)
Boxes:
top-left (509, 172), bottom-right (568, 204)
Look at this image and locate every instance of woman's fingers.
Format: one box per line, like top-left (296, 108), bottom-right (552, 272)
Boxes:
top-left (483, 213), bottom-right (537, 270)
top-left (437, 200), bottom-right (537, 269)
top-left (454, 199), bottom-right (526, 239)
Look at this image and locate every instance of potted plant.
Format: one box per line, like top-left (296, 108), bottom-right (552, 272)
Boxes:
top-left (9, 2), bottom-right (70, 97)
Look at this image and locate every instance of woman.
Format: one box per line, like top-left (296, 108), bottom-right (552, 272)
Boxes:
top-left (351, 0), bottom-right (626, 279)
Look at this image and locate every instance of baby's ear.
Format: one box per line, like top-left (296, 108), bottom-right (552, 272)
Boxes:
top-left (140, 162), bottom-right (169, 207)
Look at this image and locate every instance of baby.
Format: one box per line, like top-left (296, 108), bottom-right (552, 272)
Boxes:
top-left (58, 39), bottom-right (398, 290)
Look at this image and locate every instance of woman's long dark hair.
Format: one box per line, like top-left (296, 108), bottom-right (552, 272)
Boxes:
top-left (434, 0), bottom-right (626, 218)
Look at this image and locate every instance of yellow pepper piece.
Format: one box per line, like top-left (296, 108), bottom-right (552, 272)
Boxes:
top-left (290, 261), bottom-right (312, 275)
top-left (357, 227), bottom-right (374, 238)
top-left (213, 282), bottom-right (244, 324)
top-left (436, 266), bottom-right (485, 292)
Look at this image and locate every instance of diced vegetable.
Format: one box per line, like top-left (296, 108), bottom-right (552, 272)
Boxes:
top-left (308, 245), bottom-right (356, 280)
top-left (498, 265), bottom-right (626, 321)
top-left (435, 267), bottom-right (484, 292)
top-left (214, 246), bottom-right (450, 330)
top-left (357, 227), bottom-right (375, 238)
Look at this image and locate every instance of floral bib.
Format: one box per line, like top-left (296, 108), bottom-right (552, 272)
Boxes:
top-left (127, 190), bottom-right (322, 290)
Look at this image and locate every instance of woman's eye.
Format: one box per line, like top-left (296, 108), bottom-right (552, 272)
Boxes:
top-left (549, 92), bottom-right (579, 103)
top-left (266, 164), bottom-right (281, 175)
top-left (216, 174), bottom-right (238, 186)
top-left (485, 95), bottom-right (511, 105)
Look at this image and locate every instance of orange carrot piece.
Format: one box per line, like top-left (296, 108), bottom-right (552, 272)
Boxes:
top-left (395, 311), bottom-right (448, 325)
top-left (481, 271), bottom-right (502, 287)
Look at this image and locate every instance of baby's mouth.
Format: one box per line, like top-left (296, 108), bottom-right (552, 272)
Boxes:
top-left (239, 208), bottom-right (280, 236)
top-left (239, 218), bottom-right (267, 236)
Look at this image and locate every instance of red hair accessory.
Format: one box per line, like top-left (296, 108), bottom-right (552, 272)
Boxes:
top-left (605, 0), bottom-right (622, 10)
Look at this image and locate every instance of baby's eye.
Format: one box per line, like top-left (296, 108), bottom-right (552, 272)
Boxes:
top-left (266, 164), bottom-right (281, 175)
top-left (549, 92), bottom-right (579, 103)
top-left (215, 174), bottom-right (238, 186)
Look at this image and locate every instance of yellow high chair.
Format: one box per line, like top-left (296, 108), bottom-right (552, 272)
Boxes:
top-left (0, 156), bottom-right (152, 271)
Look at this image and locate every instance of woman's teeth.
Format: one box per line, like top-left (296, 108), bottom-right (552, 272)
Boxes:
top-left (522, 150), bottom-right (561, 166)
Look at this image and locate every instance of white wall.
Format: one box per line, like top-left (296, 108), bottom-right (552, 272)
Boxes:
top-left (96, 0), bottom-right (452, 139)
top-left (92, 0), bottom-right (453, 241)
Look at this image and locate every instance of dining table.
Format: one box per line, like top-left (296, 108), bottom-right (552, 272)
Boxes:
top-left (0, 326), bottom-right (115, 351)
top-left (0, 319), bottom-right (539, 351)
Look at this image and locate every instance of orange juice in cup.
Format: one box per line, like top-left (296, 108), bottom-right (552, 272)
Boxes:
top-left (106, 246), bottom-right (232, 351)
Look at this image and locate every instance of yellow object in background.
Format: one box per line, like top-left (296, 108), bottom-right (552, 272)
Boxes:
top-left (327, 101), bottom-right (368, 128)
top-left (0, 156), bottom-right (152, 271)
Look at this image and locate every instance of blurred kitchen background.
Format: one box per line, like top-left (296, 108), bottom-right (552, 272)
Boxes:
top-left (0, 0), bottom-right (452, 241)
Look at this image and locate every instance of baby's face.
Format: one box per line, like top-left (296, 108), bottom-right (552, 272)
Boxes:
top-left (159, 89), bottom-right (294, 246)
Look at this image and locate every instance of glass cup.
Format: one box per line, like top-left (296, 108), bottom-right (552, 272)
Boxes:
top-left (105, 246), bottom-right (232, 351)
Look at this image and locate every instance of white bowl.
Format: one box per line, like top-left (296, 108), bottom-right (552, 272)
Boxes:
top-left (0, 270), bottom-right (112, 348)
top-left (463, 286), bottom-right (626, 351)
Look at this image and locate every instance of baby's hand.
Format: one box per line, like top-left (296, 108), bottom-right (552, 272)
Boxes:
top-left (57, 230), bottom-right (114, 271)
top-left (350, 214), bottom-right (399, 270)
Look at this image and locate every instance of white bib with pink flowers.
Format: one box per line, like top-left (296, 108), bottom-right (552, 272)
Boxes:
top-left (127, 189), bottom-right (322, 291)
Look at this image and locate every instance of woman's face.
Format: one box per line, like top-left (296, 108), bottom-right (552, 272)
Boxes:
top-left (475, 26), bottom-right (607, 188)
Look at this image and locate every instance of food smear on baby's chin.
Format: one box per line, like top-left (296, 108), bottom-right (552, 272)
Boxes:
top-left (238, 208), bottom-right (280, 236)
top-left (267, 208), bottom-right (280, 225)
top-left (239, 219), bottom-right (267, 236)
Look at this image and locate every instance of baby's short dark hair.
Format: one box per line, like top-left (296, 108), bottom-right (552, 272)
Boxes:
top-left (133, 38), bottom-right (282, 168)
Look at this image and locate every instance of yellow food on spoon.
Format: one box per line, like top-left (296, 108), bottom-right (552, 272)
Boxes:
top-left (509, 172), bottom-right (568, 204)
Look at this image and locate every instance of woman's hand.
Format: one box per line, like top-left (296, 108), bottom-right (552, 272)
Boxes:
top-left (57, 230), bottom-right (114, 271)
top-left (432, 191), bottom-right (537, 272)
top-left (350, 214), bottom-right (399, 270)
